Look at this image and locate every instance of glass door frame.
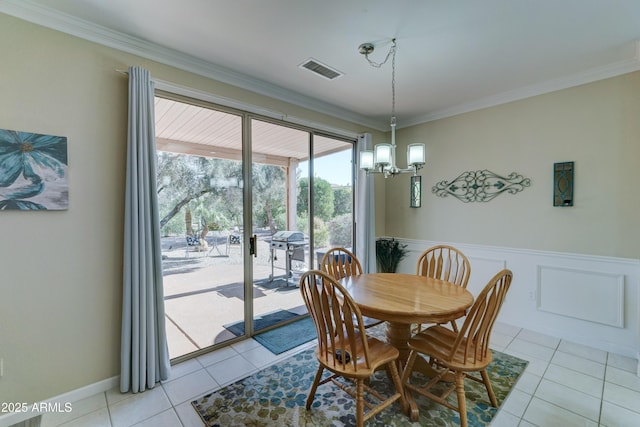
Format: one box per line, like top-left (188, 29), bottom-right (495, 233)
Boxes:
top-left (156, 88), bottom-right (358, 359)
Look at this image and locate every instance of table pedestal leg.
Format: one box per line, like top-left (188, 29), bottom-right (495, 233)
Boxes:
top-left (385, 322), bottom-right (437, 373)
top-left (386, 322), bottom-right (412, 367)
top-left (385, 321), bottom-right (446, 420)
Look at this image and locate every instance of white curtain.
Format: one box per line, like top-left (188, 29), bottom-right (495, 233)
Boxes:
top-left (355, 133), bottom-right (376, 273)
top-left (120, 66), bottom-right (170, 393)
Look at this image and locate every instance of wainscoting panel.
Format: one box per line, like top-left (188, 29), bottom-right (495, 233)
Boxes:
top-left (389, 237), bottom-right (640, 358)
top-left (537, 265), bottom-right (625, 328)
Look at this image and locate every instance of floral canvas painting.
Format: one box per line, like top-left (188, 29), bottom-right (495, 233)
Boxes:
top-left (0, 129), bottom-right (68, 210)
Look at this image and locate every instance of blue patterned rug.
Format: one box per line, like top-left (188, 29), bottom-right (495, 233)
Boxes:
top-left (192, 326), bottom-right (528, 426)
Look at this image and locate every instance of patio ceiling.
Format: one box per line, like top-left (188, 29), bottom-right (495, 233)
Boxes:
top-left (155, 97), bottom-right (353, 167)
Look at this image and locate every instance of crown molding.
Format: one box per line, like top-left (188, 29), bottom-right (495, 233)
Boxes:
top-left (2, 1), bottom-right (639, 132)
top-left (401, 41), bottom-right (640, 128)
top-left (0, 0), bottom-right (387, 131)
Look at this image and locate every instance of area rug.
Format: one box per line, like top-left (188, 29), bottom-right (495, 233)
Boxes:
top-left (224, 309), bottom-right (300, 337)
top-left (192, 335), bottom-right (528, 426)
top-left (253, 316), bottom-right (316, 355)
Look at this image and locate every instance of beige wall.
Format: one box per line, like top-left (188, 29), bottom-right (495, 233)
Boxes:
top-left (0, 13), bottom-right (379, 404)
top-left (384, 72), bottom-right (640, 259)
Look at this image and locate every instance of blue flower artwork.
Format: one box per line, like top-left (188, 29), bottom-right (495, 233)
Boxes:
top-left (0, 128), bottom-right (68, 210)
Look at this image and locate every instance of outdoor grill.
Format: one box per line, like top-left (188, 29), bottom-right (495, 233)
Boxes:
top-left (270, 231), bottom-right (307, 284)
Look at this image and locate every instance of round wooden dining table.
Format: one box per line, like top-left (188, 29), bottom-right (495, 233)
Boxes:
top-left (340, 273), bottom-right (474, 366)
top-left (340, 273), bottom-right (474, 419)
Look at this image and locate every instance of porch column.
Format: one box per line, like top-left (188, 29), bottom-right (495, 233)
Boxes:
top-left (286, 158), bottom-right (299, 230)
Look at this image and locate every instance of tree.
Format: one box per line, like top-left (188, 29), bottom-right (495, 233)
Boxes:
top-left (252, 164), bottom-right (286, 232)
top-left (156, 153), bottom-right (244, 234)
top-left (156, 152), bottom-right (292, 236)
top-left (333, 186), bottom-right (352, 216)
top-left (297, 176), bottom-right (334, 222)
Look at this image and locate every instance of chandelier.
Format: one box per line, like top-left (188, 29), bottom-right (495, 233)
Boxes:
top-left (358, 39), bottom-right (426, 178)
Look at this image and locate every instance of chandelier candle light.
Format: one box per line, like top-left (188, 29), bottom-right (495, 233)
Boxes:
top-left (358, 39), bottom-right (425, 207)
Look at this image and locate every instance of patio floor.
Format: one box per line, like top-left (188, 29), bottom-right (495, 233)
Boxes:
top-left (161, 234), bottom-right (309, 360)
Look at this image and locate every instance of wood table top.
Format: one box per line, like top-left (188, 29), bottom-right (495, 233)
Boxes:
top-left (340, 273), bottom-right (474, 325)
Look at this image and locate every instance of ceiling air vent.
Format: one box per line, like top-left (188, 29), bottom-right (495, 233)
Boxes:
top-left (299, 58), bottom-right (343, 80)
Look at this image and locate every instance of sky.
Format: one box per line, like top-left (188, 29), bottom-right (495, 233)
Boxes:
top-left (297, 150), bottom-right (353, 186)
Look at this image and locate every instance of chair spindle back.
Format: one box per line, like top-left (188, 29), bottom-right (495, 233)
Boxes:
top-left (300, 270), bottom-right (371, 372)
top-left (450, 269), bottom-right (512, 364)
top-left (416, 245), bottom-right (471, 288)
top-left (320, 247), bottom-right (362, 281)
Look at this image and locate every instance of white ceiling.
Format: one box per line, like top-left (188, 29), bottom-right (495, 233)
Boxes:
top-left (4, 0), bottom-right (640, 130)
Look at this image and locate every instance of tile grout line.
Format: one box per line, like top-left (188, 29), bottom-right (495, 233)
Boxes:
top-left (598, 352), bottom-right (608, 426)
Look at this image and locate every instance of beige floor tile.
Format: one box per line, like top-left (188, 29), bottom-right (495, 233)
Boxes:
top-left (605, 365), bottom-right (640, 393)
top-left (505, 350), bottom-right (549, 377)
top-left (607, 352), bottom-right (638, 374)
top-left (162, 370), bottom-right (219, 406)
top-left (557, 340), bottom-right (607, 364)
top-left (132, 409), bottom-right (181, 427)
top-left (534, 379), bottom-right (600, 422)
top-left (205, 354), bottom-right (257, 386)
top-left (600, 401), bottom-right (640, 427)
top-left (551, 351), bottom-right (605, 379)
top-left (109, 387), bottom-right (172, 427)
top-left (41, 394), bottom-right (107, 427)
top-left (175, 400), bottom-right (207, 427)
top-left (514, 371), bottom-right (541, 395)
top-left (543, 364), bottom-right (603, 398)
top-left (603, 381), bottom-right (640, 413)
top-left (57, 408), bottom-right (111, 427)
top-left (493, 322), bottom-right (521, 338)
top-left (516, 329), bottom-right (561, 349)
top-left (491, 408), bottom-right (521, 427)
top-left (501, 388), bottom-right (531, 418)
top-left (507, 338), bottom-right (555, 361)
top-left (522, 397), bottom-right (598, 427)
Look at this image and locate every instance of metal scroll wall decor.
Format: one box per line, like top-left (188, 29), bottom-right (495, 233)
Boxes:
top-left (432, 170), bottom-right (531, 203)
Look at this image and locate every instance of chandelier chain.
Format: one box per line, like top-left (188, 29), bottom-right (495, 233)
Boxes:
top-left (363, 39), bottom-right (397, 123)
top-left (391, 39), bottom-right (396, 124)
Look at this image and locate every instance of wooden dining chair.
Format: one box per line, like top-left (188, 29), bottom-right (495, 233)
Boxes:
top-left (320, 247), bottom-right (383, 329)
top-left (415, 245), bottom-right (471, 332)
top-left (299, 270), bottom-right (408, 426)
top-left (401, 269), bottom-right (513, 427)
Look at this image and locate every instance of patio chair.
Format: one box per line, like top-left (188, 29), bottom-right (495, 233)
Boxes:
top-left (185, 234), bottom-right (203, 257)
top-left (415, 245), bottom-right (471, 332)
top-left (401, 269), bottom-right (513, 426)
top-left (300, 270), bottom-right (408, 426)
top-left (320, 247), bottom-right (383, 329)
top-left (185, 221), bottom-right (210, 257)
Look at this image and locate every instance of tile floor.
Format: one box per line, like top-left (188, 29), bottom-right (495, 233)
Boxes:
top-left (38, 322), bottom-right (640, 427)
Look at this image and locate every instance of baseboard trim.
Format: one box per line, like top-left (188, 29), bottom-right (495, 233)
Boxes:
top-left (0, 376), bottom-right (119, 427)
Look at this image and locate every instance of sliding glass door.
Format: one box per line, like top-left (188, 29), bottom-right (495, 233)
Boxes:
top-left (156, 95), bottom-right (247, 361)
top-left (155, 94), bottom-right (356, 361)
top-left (248, 119), bottom-right (310, 334)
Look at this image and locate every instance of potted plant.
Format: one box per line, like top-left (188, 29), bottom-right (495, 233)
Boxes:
top-left (376, 237), bottom-right (408, 273)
